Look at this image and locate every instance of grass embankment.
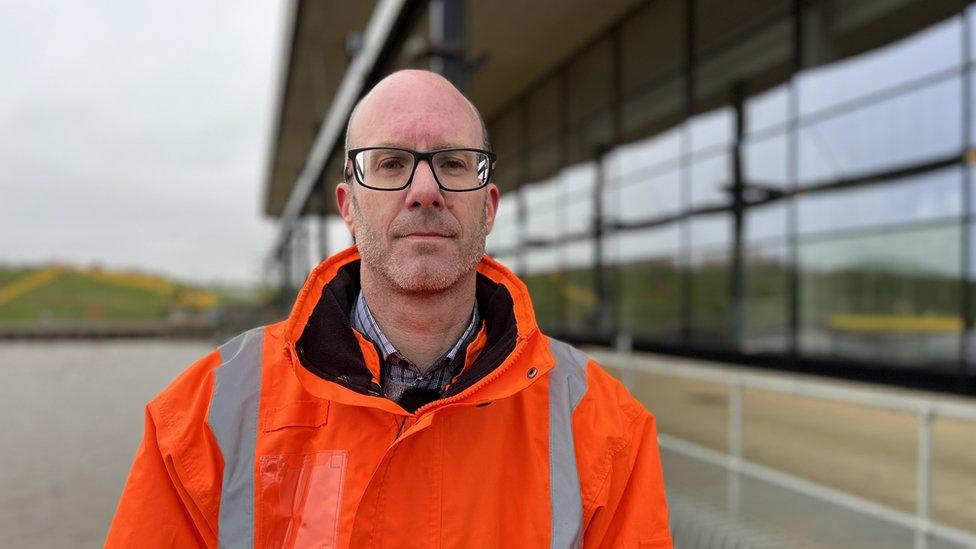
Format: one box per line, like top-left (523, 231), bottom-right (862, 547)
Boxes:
top-left (0, 266), bottom-right (221, 324)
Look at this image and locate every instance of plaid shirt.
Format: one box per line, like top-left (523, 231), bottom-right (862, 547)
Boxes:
top-left (351, 290), bottom-right (480, 410)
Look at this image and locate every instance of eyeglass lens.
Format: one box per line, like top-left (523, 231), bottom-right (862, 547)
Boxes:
top-left (353, 149), bottom-right (490, 190)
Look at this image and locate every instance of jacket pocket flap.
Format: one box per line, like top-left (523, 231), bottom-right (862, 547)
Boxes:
top-left (263, 400), bottom-right (330, 432)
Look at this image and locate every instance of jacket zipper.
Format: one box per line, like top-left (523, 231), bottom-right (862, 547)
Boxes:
top-left (410, 330), bottom-right (536, 417)
top-left (394, 416), bottom-right (409, 441)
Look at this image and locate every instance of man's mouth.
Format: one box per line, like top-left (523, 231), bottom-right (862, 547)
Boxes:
top-left (402, 232), bottom-right (453, 240)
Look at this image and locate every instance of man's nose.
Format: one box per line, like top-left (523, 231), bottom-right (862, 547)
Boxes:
top-left (404, 159), bottom-right (444, 209)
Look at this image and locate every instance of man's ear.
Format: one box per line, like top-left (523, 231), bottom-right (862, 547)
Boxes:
top-left (336, 182), bottom-right (355, 236)
top-left (484, 183), bottom-right (500, 234)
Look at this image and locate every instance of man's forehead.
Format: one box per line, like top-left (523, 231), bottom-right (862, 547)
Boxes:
top-left (347, 71), bottom-right (482, 149)
top-left (351, 99), bottom-right (480, 148)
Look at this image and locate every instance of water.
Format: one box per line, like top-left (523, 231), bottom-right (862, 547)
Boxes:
top-left (0, 339), bottom-right (213, 549)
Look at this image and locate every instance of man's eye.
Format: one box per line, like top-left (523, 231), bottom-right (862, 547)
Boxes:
top-left (438, 158), bottom-right (467, 171)
top-left (378, 158), bottom-right (406, 170)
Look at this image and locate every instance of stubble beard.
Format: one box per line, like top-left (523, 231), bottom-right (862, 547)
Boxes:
top-left (352, 194), bottom-right (489, 294)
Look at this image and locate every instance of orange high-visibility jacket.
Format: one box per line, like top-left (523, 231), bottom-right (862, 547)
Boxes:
top-left (107, 247), bottom-right (672, 548)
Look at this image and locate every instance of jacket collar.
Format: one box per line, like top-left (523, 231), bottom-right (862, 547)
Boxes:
top-left (282, 246), bottom-right (551, 413)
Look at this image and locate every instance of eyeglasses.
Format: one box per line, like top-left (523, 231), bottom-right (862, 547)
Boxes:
top-left (346, 147), bottom-right (496, 192)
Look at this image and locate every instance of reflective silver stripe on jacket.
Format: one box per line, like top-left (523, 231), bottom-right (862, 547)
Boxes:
top-left (208, 328), bottom-right (264, 549)
top-left (548, 338), bottom-right (589, 549)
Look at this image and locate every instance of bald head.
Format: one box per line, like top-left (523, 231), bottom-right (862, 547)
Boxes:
top-left (344, 70), bottom-right (490, 157)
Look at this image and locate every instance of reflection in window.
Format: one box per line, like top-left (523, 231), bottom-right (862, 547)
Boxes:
top-left (605, 168), bottom-right (682, 223)
top-left (603, 224), bottom-right (681, 265)
top-left (689, 107), bottom-right (734, 154)
top-left (689, 251), bottom-right (732, 348)
top-left (486, 193), bottom-right (520, 253)
top-left (745, 202), bottom-right (788, 245)
top-left (746, 85), bottom-right (790, 135)
top-left (797, 15), bottom-right (962, 117)
top-left (798, 167), bottom-right (962, 235)
top-left (798, 76), bottom-right (961, 186)
top-left (610, 128), bottom-right (684, 175)
top-left (690, 214), bottom-right (732, 251)
top-left (743, 132), bottom-right (789, 189)
top-left (606, 225), bottom-right (683, 342)
top-left (690, 152), bottom-right (732, 209)
top-left (743, 246), bottom-right (789, 353)
top-left (561, 239), bottom-right (599, 334)
top-left (522, 179), bottom-right (561, 241)
top-left (616, 256), bottom-right (683, 343)
top-left (524, 246), bottom-right (561, 330)
top-left (798, 223), bottom-right (962, 368)
top-left (493, 254), bottom-right (517, 271)
top-left (562, 163), bottom-right (596, 235)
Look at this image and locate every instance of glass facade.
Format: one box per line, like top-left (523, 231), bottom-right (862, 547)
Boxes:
top-left (484, 0), bottom-right (975, 384)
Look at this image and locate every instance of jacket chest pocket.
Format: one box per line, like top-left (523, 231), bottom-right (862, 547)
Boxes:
top-left (258, 450), bottom-right (348, 549)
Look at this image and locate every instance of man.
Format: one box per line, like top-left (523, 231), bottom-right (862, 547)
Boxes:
top-left (107, 70), bottom-right (672, 548)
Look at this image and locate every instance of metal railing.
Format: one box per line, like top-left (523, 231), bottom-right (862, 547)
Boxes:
top-left (590, 341), bottom-right (976, 549)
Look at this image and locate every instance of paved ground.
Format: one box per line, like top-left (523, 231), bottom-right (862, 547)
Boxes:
top-left (0, 339), bottom-right (210, 549)
top-left (662, 449), bottom-right (968, 549)
top-left (592, 349), bottom-right (976, 541)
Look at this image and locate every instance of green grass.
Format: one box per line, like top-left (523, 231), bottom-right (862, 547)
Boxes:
top-left (0, 267), bottom-right (31, 288)
top-left (0, 271), bottom-right (171, 323)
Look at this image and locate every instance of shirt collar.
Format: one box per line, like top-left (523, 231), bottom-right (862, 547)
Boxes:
top-left (350, 290), bottom-right (480, 365)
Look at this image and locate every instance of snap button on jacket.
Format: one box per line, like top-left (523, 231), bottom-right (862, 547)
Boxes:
top-left (106, 247), bottom-right (673, 548)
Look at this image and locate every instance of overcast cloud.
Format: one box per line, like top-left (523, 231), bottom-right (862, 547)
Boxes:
top-left (0, 0), bottom-right (288, 286)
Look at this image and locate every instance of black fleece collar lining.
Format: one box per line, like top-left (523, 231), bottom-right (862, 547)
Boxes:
top-left (295, 260), bottom-right (519, 400)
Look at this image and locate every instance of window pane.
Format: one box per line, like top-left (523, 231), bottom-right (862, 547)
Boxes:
top-left (690, 213), bottom-right (732, 251)
top-left (492, 255), bottom-right (518, 273)
top-left (562, 163), bottom-right (597, 234)
top-left (616, 256), bottom-right (683, 342)
top-left (744, 245), bottom-right (789, 353)
top-left (689, 108), bottom-right (734, 155)
top-left (603, 225), bottom-right (681, 265)
top-left (486, 193), bottom-right (520, 252)
top-left (797, 14), bottom-right (962, 117)
top-left (524, 273), bottom-right (562, 331)
top-left (606, 168), bottom-right (682, 224)
top-left (798, 76), bottom-right (961, 186)
top-left (606, 225), bottom-right (683, 341)
top-left (524, 247), bottom-right (561, 330)
top-left (690, 251), bottom-right (732, 347)
top-left (747, 85), bottom-right (790, 135)
top-left (610, 127), bottom-right (683, 175)
top-left (797, 167), bottom-right (962, 235)
top-left (690, 152), bottom-right (732, 209)
top-left (745, 201), bottom-right (788, 244)
top-left (523, 179), bottom-right (560, 240)
top-left (557, 236), bottom-right (602, 339)
top-left (798, 223), bottom-right (962, 368)
top-left (744, 131), bottom-right (789, 189)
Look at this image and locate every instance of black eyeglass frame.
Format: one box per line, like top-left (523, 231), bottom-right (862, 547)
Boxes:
top-left (345, 147), bottom-right (497, 192)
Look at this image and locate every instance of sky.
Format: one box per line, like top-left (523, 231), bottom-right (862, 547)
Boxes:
top-left (0, 1), bottom-right (289, 286)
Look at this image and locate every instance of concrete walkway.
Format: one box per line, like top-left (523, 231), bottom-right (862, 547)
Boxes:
top-left (0, 339), bottom-right (210, 549)
top-left (591, 349), bottom-right (976, 546)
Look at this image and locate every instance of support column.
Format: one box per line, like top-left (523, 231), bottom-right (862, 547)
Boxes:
top-left (429, 0), bottom-right (467, 90)
top-left (730, 81), bottom-right (747, 349)
top-left (318, 178), bottom-right (330, 261)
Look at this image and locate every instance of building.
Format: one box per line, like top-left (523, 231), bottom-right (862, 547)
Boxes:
top-left (264, 0), bottom-right (976, 395)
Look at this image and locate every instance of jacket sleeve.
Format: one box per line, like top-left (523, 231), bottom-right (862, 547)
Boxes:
top-left (580, 364), bottom-right (673, 548)
top-left (105, 405), bottom-right (218, 548)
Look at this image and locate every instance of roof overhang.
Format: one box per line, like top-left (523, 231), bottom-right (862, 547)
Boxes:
top-left (264, 0), bottom-right (645, 234)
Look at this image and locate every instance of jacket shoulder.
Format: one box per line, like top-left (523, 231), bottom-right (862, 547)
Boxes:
top-left (547, 339), bottom-right (653, 510)
top-left (148, 326), bottom-right (270, 461)
top-left (547, 337), bottom-right (648, 426)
